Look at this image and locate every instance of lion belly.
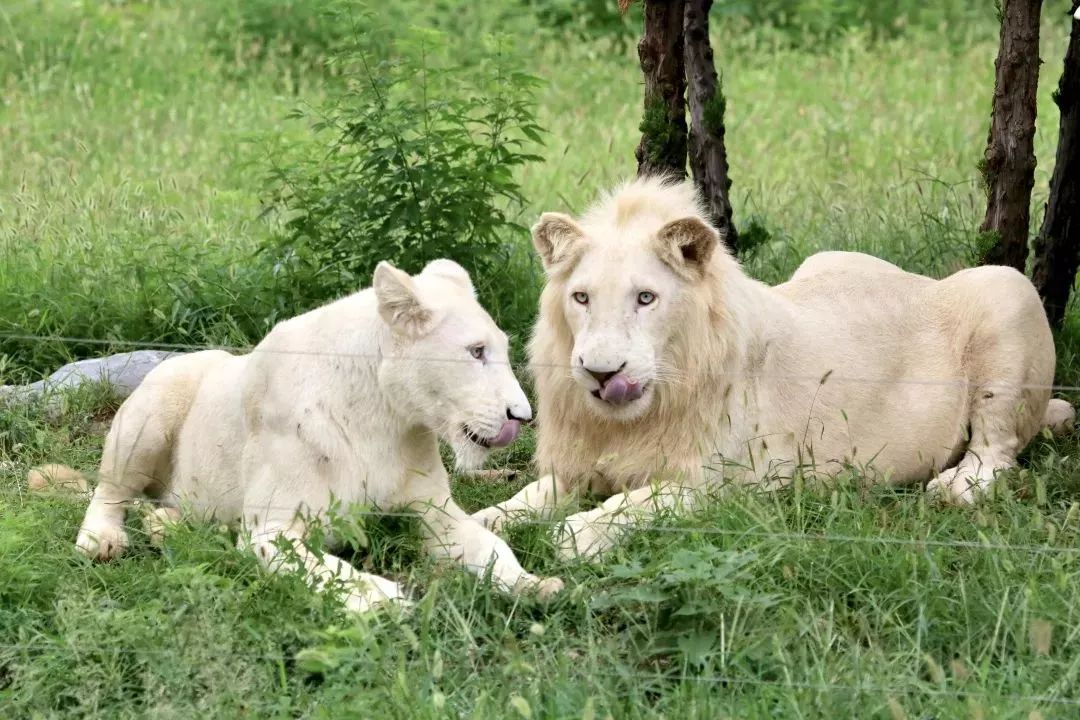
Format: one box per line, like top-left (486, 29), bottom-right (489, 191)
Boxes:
top-left (743, 256), bottom-right (1051, 485)
top-left (742, 347), bottom-right (972, 485)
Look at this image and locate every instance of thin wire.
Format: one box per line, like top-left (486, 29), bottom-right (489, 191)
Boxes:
top-left (3, 330), bottom-right (1080, 392)
top-left (4, 328), bottom-right (1080, 555)
top-left (0, 641), bottom-right (1076, 707)
top-left (5, 487), bottom-right (1080, 555)
top-left (596, 671), bottom-right (1080, 707)
top-left (0, 642), bottom-right (292, 666)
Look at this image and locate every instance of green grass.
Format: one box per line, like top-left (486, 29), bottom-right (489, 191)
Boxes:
top-left (5, 1), bottom-right (1080, 717)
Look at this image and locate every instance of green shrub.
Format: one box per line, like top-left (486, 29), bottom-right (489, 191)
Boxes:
top-left (260, 19), bottom-right (547, 346)
top-left (713, 0), bottom-right (990, 45)
top-left (516, 0), bottom-right (990, 49)
top-left (0, 237), bottom-right (279, 384)
top-left (518, 0), bottom-right (641, 48)
top-left (200, 0), bottom-right (514, 79)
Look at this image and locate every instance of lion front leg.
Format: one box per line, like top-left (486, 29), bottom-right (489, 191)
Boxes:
top-left (244, 520), bottom-right (411, 615)
top-left (419, 500), bottom-right (564, 600)
top-left (243, 442), bottom-right (411, 615)
top-left (554, 483), bottom-right (697, 562)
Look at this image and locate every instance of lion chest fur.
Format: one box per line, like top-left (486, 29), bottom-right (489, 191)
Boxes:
top-left (529, 179), bottom-right (1055, 495)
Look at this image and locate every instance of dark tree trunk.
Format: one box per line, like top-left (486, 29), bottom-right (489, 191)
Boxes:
top-left (682, 0), bottom-right (738, 249)
top-left (978, 0), bottom-right (1043, 271)
top-left (635, 0), bottom-right (688, 178)
top-left (1032, 3), bottom-right (1080, 327)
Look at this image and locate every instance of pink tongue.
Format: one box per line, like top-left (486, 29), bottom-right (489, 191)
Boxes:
top-left (488, 419), bottom-right (521, 448)
top-left (600, 374), bottom-right (643, 405)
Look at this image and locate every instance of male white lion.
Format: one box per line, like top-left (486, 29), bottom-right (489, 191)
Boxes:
top-left (56, 259), bottom-right (562, 612)
top-left (474, 176), bottom-right (1074, 559)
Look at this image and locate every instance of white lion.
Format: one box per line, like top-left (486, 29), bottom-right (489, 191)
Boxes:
top-left (474, 176), bottom-right (1074, 559)
top-left (55, 259), bottom-right (562, 612)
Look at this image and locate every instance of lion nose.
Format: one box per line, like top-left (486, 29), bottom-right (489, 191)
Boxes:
top-left (584, 362), bottom-right (626, 388)
top-left (507, 406), bottom-right (532, 423)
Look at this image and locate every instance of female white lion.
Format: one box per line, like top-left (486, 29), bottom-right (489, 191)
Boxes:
top-left (474, 177), bottom-right (1074, 559)
top-left (57, 259), bottom-right (562, 612)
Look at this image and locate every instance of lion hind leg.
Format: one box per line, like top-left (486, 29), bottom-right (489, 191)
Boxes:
top-left (926, 268), bottom-right (1058, 504)
top-left (1043, 398), bottom-right (1075, 437)
top-left (926, 379), bottom-right (1043, 505)
top-left (76, 385), bottom-right (182, 560)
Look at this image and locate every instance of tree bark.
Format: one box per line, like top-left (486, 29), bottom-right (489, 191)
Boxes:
top-left (682, 0), bottom-right (738, 249)
top-left (1032, 2), bottom-right (1080, 327)
top-left (978, 0), bottom-right (1043, 271)
top-left (635, 0), bottom-right (688, 178)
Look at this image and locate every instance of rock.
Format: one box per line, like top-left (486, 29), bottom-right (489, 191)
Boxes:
top-left (0, 350), bottom-right (182, 418)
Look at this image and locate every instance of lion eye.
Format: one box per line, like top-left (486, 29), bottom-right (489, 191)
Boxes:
top-left (572, 291), bottom-right (589, 305)
top-left (468, 345), bottom-right (485, 360)
top-left (638, 291), bottom-right (656, 306)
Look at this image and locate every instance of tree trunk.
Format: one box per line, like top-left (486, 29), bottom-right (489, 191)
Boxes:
top-left (1032, 3), bottom-right (1080, 327)
top-left (635, 0), bottom-right (688, 178)
top-left (682, 0), bottom-right (738, 249)
top-left (978, 0), bottom-right (1043, 271)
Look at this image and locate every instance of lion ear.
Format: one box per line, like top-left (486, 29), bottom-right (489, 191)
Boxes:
top-left (421, 258), bottom-right (475, 297)
top-left (532, 212), bottom-right (586, 271)
top-left (373, 262), bottom-right (435, 335)
top-left (655, 216), bottom-right (719, 278)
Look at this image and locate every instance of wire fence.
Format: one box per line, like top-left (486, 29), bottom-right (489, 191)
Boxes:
top-left (3, 3), bottom-right (1077, 710)
top-left (5, 468), bottom-right (1080, 557)
top-left (2, 638), bottom-right (1078, 708)
top-left (0, 638), bottom-right (1078, 709)
top-left (3, 330), bottom-right (1080, 392)
top-left (3, 330), bottom-right (1080, 710)
top-left (2, 329), bottom-right (1080, 557)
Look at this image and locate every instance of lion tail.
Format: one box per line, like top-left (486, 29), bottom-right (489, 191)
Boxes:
top-left (27, 464), bottom-right (90, 496)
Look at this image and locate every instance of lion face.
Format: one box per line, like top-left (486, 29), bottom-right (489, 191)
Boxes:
top-left (558, 244), bottom-right (687, 420)
top-left (531, 179), bottom-right (721, 422)
top-left (374, 260), bottom-right (531, 471)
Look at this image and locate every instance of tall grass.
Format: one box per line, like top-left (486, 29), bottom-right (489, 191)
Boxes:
top-left (4, 2), bottom-right (1080, 716)
top-left (2, 1), bottom-right (1072, 377)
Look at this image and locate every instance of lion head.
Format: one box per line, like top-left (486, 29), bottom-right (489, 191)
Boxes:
top-left (373, 259), bottom-right (531, 471)
top-left (529, 176), bottom-right (733, 425)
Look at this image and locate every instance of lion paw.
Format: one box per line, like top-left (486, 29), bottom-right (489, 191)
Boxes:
top-left (1044, 399), bottom-right (1075, 437)
top-left (76, 523), bottom-right (130, 561)
top-left (342, 577), bottom-right (412, 615)
top-left (553, 513), bottom-right (611, 562)
top-left (344, 594), bottom-right (415, 616)
top-left (27, 464), bottom-right (88, 495)
top-left (516, 574), bottom-right (564, 601)
top-left (471, 506), bottom-right (511, 534)
top-left (142, 507), bottom-right (181, 548)
top-left (534, 576), bottom-right (565, 600)
top-left (926, 461), bottom-right (1003, 505)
